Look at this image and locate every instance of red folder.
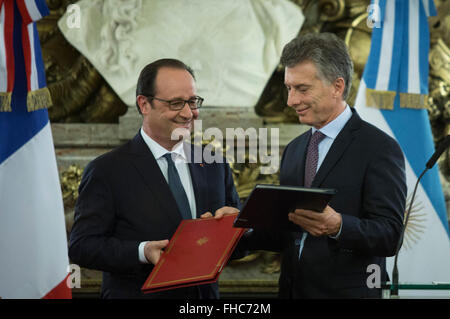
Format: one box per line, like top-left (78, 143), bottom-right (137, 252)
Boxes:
top-left (142, 213), bottom-right (245, 293)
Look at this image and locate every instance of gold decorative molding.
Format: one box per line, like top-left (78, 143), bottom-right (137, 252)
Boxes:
top-left (61, 164), bottom-right (83, 208)
top-left (319, 0), bottom-right (346, 22)
top-left (37, 1), bottom-right (127, 123)
top-left (430, 39), bottom-right (450, 85)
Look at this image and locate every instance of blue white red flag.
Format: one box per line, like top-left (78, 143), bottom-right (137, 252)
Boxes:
top-left (0, 0), bottom-right (71, 299)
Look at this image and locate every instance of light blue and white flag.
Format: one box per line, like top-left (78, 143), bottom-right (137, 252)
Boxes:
top-left (356, 0), bottom-right (450, 296)
top-left (0, 0), bottom-right (70, 298)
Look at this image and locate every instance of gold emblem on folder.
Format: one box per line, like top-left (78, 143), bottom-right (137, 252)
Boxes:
top-left (196, 237), bottom-right (209, 246)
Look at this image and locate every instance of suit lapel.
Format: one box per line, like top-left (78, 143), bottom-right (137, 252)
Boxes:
top-left (295, 130), bottom-right (311, 186)
top-left (126, 133), bottom-right (182, 224)
top-left (312, 109), bottom-right (362, 187)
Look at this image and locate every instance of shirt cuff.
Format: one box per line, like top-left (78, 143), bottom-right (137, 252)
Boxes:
top-left (139, 241), bottom-right (150, 264)
top-left (329, 221), bottom-right (343, 240)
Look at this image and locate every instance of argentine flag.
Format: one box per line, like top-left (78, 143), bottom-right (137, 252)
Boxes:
top-left (0, 0), bottom-right (71, 298)
top-left (355, 0), bottom-right (450, 296)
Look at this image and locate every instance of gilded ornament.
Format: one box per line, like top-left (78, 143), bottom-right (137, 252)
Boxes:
top-left (37, 1), bottom-right (127, 123)
top-left (318, 0), bottom-right (346, 22)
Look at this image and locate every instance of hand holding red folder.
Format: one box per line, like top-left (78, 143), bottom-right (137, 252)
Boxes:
top-left (143, 239), bottom-right (169, 265)
top-left (200, 206), bottom-right (240, 220)
top-left (142, 207), bottom-right (239, 266)
top-left (142, 213), bottom-right (245, 293)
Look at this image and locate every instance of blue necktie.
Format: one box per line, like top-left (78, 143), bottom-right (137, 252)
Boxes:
top-left (163, 153), bottom-right (192, 219)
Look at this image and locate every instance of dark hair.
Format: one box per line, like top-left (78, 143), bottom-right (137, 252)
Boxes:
top-left (135, 58), bottom-right (195, 114)
top-left (280, 32), bottom-right (354, 100)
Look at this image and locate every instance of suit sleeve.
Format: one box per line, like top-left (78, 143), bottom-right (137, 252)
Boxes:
top-left (68, 161), bottom-right (141, 274)
top-left (336, 137), bottom-right (407, 257)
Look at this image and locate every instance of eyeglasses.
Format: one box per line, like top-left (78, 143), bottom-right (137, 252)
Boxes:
top-left (146, 95), bottom-right (204, 110)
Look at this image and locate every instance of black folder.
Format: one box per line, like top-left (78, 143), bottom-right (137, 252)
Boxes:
top-left (233, 184), bottom-right (336, 231)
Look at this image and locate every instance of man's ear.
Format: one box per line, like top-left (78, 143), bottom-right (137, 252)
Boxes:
top-left (136, 95), bottom-right (149, 114)
top-left (333, 77), bottom-right (345, 99)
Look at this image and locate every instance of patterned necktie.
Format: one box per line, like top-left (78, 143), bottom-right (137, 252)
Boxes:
top-left (163, 153), bottom-right (192, 219)
top-left (298, 130), bottom-right (326, 260)
top-left (304, 130), bottom-right (326, 187)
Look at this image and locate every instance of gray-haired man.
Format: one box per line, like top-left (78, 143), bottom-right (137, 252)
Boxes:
top-left (239, 33), bottom-right (407, 298)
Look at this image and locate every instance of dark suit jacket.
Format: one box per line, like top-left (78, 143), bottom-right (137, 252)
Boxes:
top-left (244, 108), bottom-right (406, 298)
top-left (69, 132), bottom-right (240, 299)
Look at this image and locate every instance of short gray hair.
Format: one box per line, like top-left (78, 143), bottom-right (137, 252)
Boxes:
top-left (280, 32), bottom-right (354, 100)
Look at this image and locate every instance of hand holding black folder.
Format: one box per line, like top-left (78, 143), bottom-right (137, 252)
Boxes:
top-left (233, 184), bottom-right (336, 231)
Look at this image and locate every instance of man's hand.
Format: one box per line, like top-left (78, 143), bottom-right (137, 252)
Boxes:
top-left (288, 205), bottom-right (342, 237)
top-left (200, 206), bottom-right (240, 219)
top-left (143, 240), bottom-right (169, 265)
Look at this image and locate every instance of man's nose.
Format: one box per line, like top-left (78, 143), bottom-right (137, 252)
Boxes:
top-left (287, 90), bottom-right (301, 108)
top-left (179, 102), bottom-right (194, 118)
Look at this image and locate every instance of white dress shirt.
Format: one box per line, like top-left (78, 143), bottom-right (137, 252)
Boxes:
top-left (312, 105), bottom-right (352, 172)
top-left (138, 128), bottom-right (197, 263)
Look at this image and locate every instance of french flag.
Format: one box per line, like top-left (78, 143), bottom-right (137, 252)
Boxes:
top-left (1, 0), bottom-right (51, 112)
top-left (0, 0), bottom-right (71, 299)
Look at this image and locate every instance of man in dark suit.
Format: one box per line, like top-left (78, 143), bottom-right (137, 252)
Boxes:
top-left (239, 33), bottom-right (407, 298)
top-left (69, 59), bottom-right (240, 299)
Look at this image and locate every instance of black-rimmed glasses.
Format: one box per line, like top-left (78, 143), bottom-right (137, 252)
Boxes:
top-left (146, 95), bottom-right (204, 110)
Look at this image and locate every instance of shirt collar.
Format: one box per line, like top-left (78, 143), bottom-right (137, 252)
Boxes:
top-left (140, 128), bottom-right (187, 162)
top-left (312, 105), bottom-right (352, 139)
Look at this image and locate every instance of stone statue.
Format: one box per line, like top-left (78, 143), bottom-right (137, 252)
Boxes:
top-left (57, 0), bottom-right (304, 109)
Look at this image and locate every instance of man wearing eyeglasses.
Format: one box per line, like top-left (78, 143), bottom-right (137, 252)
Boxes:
top-left (69, 59), bottom-right (241, 299)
